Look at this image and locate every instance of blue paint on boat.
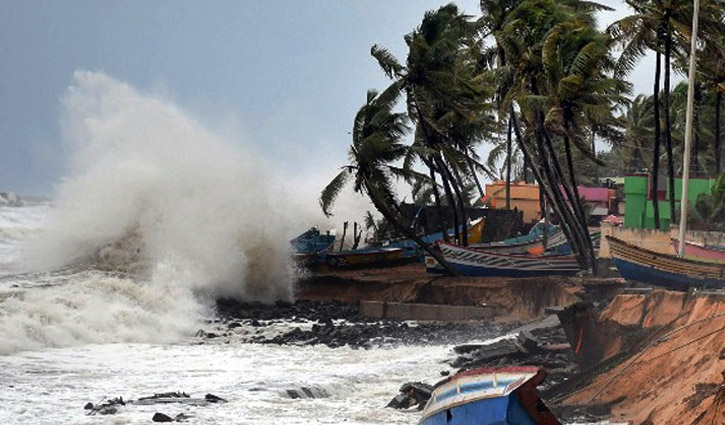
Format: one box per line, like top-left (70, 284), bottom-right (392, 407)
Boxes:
top-left (290, 227), bottom-right (335, 254)
top-left (420, 394), bottom-right (538, 425)
top-left (418, 367), bottom-right (559, 425)
top-left (613, 257), bottom-right (725, 290)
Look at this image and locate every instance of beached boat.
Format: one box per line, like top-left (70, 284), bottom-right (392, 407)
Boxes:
top-left (325, 246), bottom-right (407, 268)
top-left (426, 242), bottom-right (580, 277)
top-left (290, 227), bottom-right (335, 254)
top-left (470, 222), bottom-right (567, 255)
top-left (671, 238), bottom-right (725, 263)
top-left (607, 236), bottom-right (725, 291)
top-left (419, 367), bottom-right (561, 425)
top-left (387, 218), bottom-right (486, 258)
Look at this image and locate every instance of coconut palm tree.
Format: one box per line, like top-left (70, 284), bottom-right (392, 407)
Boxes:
top-left (488, 0), bottom-right (616, 270)
top-left (319, 89), bottom-right (457, 274)
top-left (371, 3), bottom-right (494, 246)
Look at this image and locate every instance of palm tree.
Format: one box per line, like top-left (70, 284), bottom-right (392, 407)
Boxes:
top-left (610, 0), bottom-right (723, 225)
top-left (617, 94), bottom-right (655, 172)
top-left (371, 3), bottom-right (494, 246)
top-left (489, 0), bottom-right (615, 271)
top-left (319, 89), bottom-right (457, 274)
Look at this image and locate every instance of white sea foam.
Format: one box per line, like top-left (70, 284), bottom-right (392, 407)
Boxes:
top-left (0, 71), bottom-right (306, 354)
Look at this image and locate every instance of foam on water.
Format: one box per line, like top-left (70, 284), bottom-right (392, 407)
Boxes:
top-left (0, 341), bottom-right (453, 425)
top-left (0, 71), bottom-right (313, 354)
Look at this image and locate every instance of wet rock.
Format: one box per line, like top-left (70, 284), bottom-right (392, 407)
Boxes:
top-left (283, 385), bottom-right (329, 399)
top-left (400, 382), bottom-right (433, 407)
top-left (387, 394), bottom-right (414, 409)
top-left (84, 397), bottom-right (125, 415)
top-left (387, 382), bottom-right (433, 410)
top-left (153, 413), bottom-right (174, 422)
top-left (205, 393), bottom-right (227, 403)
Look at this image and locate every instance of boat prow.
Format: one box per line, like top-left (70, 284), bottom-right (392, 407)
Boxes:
top-left (419, 366), bottom-right (560, 425)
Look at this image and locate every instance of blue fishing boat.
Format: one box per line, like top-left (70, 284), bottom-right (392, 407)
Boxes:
top-left (290, 227), bottom-right (335, 254)
top-left (387, 218), bottom-right (486, 259)
top-left (470, 222), bottom-right (566, 255)
top-left (426, 242), bottom-right (581, 277)
top-left (607, 236), bottom-right (725, 291)
top-left (419, 367), bottom-right (560, 425)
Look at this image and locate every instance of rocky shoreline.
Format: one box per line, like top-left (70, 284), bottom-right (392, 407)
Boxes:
top-left (204, 298), bottom-right (598, 423)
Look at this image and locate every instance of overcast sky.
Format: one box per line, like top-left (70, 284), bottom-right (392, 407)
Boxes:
top-left (0, 1), bottom-right (661, 196)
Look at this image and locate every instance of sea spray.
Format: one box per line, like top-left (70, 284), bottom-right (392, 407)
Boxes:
top-left (35, 70), bottom-right (295, 301)
top-left (0, 71), bottom-right (301, 354)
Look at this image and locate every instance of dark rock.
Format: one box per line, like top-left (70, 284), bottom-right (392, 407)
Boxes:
top-left (205, 393), bottom-right (227, 403)
top-left (283, 385), bottom-right (329, 399)
top-left (227, 322), bottom-right (242, 329)
top-left (386, 394), bottom-right (414, 409)
top-left (400, 382), bottom-right (433, 406)
top-left (152, 412), bottom-right (174, 422)
top-left (83, 402), bottom-right (94, 410)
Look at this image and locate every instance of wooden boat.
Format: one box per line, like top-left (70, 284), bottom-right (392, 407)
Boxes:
top-left (607, 236), bottom-right (725, 291)
top-left (425, 242), bottom-right (580, 277)
top-left (290, 227), bottom-right (335, 254)
top-left (471, 223), bottom-right (567, 255)
top-left (325, 247), bottom-right (407, 268)
top-left (388, 218), bottom-right (486, 258)
top-left (419, 367), bottom-right (560, 425)
top-left (671, 238), bottom-right (725, 263)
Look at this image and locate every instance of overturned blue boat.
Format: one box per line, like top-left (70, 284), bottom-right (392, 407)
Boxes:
top-left (419, 367), bottom-right (560, 425)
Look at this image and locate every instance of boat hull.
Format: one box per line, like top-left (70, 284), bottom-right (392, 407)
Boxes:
top-left (607, 236), bottom-right (725, 291)
top-left (613, 257), bottom-right (724, 291)
top-left (325, 247), bottom-right (407, 268)
top-left (420, 393), bottom-right (538, 425)
top-left (426, 243), bottom-right (580, 277)
top-left (419, 367), bottom-right (560, 425)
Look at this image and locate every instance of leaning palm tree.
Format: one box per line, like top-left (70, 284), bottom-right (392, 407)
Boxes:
top-left (371, 3), bottom-right (495, 246)
top-left (319, 89), bottom-right (457, 275)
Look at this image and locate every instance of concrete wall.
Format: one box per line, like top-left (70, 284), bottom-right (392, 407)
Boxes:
top-left (486, 181), bottom-right (541, 223)
top-left (599, 223), bottom-right (674, 258)
top-left (360, 300), bottom-right (498, 321)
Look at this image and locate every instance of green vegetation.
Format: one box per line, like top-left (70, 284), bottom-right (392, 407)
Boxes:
top-left (321, 0), bottom-right (725, 273)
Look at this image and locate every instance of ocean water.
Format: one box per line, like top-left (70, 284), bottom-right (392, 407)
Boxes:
top-left (0, 203), bottom-right (457, 425)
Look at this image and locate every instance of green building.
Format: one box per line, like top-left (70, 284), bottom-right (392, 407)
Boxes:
top-left (624, 174), bottom-right (715, 229)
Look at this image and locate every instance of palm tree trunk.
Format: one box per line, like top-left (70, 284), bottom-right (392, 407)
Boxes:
top-left (427, 162), bottom-right (449, 243)
top-left (541, 127), bottom-right (592, 270)
top-left (448, 163), bottom-right (470, 246)
top-left (465, 154), bottom-right (485, 200)
top-left (717, 90), bottom-right (722, 174)
top-left (510, 108), bottom-right (588, 269)
top-left (506, 117), bottom-right (513, 209)
top-left (664, 23), bottom-right (676, 224)
top-left (564, 134), bottom-right (597, 273)
top-left (652, 49), bottom-right (662, 229)
top-left (365, 180), bottom-right (458, 275)
top-left (439, 168), bottom-right (460, 244)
